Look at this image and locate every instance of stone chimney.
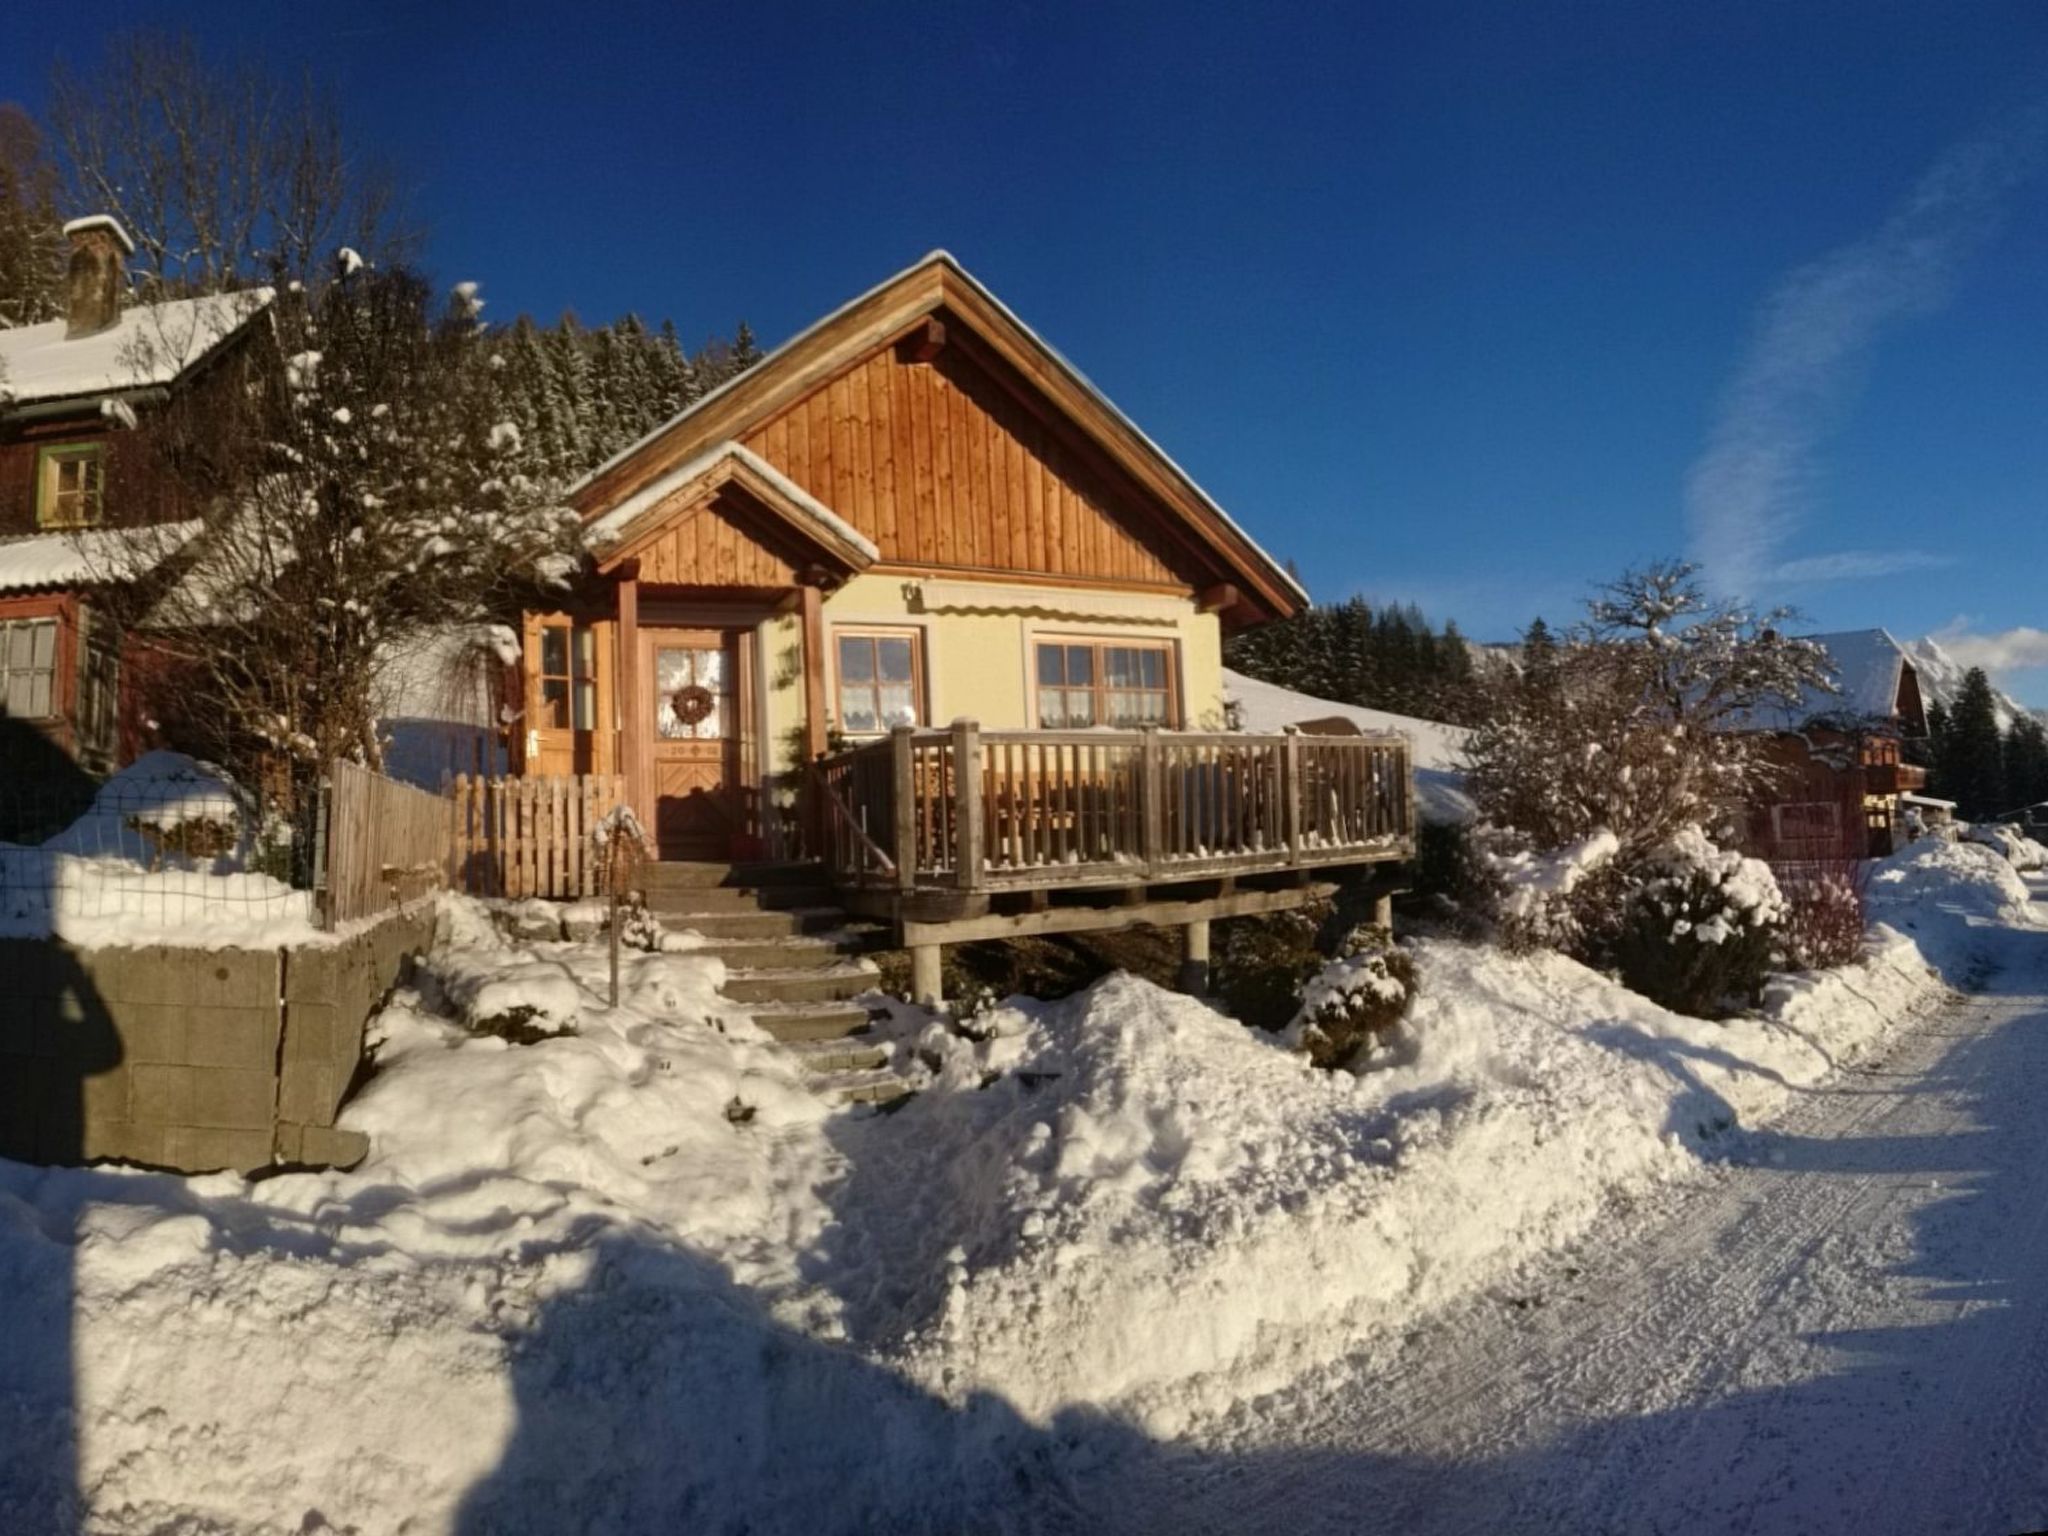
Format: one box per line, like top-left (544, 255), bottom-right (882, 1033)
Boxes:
top-left (62, 215), bottom-right (134, 339)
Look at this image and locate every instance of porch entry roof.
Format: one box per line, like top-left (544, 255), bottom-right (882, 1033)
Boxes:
top-left (584, 439), bottom-right (879, 579)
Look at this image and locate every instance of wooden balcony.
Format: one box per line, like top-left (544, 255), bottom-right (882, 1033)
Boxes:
top-left (813, 722), bottom-right (1415, 922)
top-left (1864, 761), bottom-right (1927, 795)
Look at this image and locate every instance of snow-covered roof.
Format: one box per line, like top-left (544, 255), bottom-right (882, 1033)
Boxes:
top-left (1222, 667), bottom-right (1474, 824)
top-left (1728, 628), bottom-right (1915, 732)
top-left (570, 251), bottom-right (1308, 611)
top-left (0, 522), bottom-right (201, 593)
top-left (0, 288), bottom-right (272, 408)
top-left (584, 439), bottom-right (880, 564)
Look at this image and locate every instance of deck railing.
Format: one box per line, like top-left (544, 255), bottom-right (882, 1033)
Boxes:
top-left (813, 723), bottom-right (1413, 895)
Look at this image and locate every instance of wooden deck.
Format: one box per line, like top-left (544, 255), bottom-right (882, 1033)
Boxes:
top-left (813, 722), bottom-right (1414, 922)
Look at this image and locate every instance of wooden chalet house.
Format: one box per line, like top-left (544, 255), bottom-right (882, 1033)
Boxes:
top-left (518, 252), bottom-right (1415, 994)
top-left (0, 215), bottom-right (269, 779)
top-left (1737, 629), bottom-right (1930, 866)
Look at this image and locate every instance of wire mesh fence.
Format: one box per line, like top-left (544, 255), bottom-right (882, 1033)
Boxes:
top-left (1, 766), bottom-right (325, 939)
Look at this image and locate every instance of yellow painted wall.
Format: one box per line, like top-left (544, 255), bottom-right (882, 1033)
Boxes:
top-left (761, 573), bottom-right (1223, 774)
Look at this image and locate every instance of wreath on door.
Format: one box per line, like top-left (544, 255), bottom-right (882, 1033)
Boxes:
top-left (671, 683), bottom-right (716, 728)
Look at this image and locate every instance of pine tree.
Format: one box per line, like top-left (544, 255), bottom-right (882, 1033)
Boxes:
top-left (1945, 668), bottom-right (2009, 819)
top-left (2003, 715), bottom-right (2048, 810)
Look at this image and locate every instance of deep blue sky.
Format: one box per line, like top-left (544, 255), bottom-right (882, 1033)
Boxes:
top-left (10, 2), bottom-right (2048, 697)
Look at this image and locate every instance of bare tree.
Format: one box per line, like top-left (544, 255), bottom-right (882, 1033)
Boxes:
top-left (1463, 561), bottom-right (1835, 857)
top-left (47, 30), bottom-right (414, 298)
top-left (0, 104), bottom-right (65, 327)
top-left (103, 266), bottom-right (579, 845)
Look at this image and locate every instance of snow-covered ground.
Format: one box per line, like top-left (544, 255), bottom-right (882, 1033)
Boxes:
top-left (0, 837), bottom-right (2036, 1531)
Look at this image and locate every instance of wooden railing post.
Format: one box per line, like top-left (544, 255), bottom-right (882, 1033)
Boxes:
top-left (891, 725), bottom-right (918, 892)
top-left (952, 719), bottom-right (983, 892)
top-left (1140, 726), bottom-right (1164, 876)
top-left (1282, 727), bottom-right (1303, 856)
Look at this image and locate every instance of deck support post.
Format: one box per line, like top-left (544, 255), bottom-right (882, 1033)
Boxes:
top-left (912, 942), bottom-right (944, 1008)
top-left (1371, 892), bottom-right (1394, 933)
top-left (1178, 917), bottom-right (1212, 996)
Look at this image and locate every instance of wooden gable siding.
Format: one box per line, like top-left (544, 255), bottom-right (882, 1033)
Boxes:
top-left (740, 333), bottom-right (1189, 590)
top-left (632, 485), bottom-right (807, 587)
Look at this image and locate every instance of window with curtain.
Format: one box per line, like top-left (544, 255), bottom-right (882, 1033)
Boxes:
top-left (1035, 639), bottom-right (1173, 728)
top-left (835, 629), bottom-right (922, 735)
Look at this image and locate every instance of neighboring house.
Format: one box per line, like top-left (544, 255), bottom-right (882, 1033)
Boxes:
top-left (1736, 628), bottom-right (1929, 865)
top-left (0, 215), bottom-right (270, 776)
top-left (518, 251), bottom-right (1414, 984)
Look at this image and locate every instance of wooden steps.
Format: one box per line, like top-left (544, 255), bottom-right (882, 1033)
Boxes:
top-left (645, 861), bottom-right (913, 1104)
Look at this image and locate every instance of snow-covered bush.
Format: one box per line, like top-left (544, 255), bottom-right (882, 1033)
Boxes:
top-left (1609, 827), bottom-right (1788, 1016)
top-left (1778, 861), bottom-right (1869, 970)
top-left (1486, 826), bottom-right (1622, 955)
top-left (1282, 926), bottom-right (1417, 1069)
top-left (1966, 822), bottom-right (2048, 872)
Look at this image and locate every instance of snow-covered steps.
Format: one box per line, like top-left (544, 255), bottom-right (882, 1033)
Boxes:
top-left (648, 906), bottom-right (851, 942)
top-left (813, 1067), bottom-right (915, 1107)
top-left (691, 933), bottom-right (882, 971)
top-left (722, 961), bottom-right (881, 1006)
top-left (741, 998), bottom-right (878, 1042)
top-left (778, 1034), bottom-right (888, 1073)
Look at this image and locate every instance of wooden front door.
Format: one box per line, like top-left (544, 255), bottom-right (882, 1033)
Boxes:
top-left (642, 627), bottom-right (749, 861)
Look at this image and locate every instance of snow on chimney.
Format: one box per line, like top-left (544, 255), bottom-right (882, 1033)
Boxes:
top-left (61, 215), bottom-right (134, 339)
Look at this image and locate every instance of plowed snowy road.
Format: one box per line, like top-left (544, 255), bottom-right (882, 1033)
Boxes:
top-left (1089, 904), bottom-right (2048, 1534)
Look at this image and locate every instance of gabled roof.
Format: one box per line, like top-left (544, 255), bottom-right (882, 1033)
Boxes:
top-left (571, 251), bottom-right (1308, 622)
top-left (0, 289), bottom-right (272, 411)
top-left (1729, 628), bottom-right (1920, 732)
top-left (585, 440), bottom-right (879, 576)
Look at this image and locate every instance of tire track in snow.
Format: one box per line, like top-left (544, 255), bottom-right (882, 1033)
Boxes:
top-left (1090, 931), bottom-right (2048, 1535)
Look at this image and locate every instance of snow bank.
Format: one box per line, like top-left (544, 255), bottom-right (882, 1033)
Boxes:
top-left (1, 848), bottom-right (2036, 1528)
top-left (2, 899), bottom-right (844, 1531)
top-left (873, 885), bottom-right (1970, 1430)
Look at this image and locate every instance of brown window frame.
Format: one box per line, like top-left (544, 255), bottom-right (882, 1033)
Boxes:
top-left (1033, 637), bottom-right (1178, 729)
top-left (36, 442), bottom-right (107, 530)
top-left (833, 626), bottom-right (926, 737)
top-left (536, 621), bottom-right (597, 732)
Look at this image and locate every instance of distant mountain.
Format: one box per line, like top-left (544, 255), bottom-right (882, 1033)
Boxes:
top-left (1903, 636), bottom-right (2042, 731)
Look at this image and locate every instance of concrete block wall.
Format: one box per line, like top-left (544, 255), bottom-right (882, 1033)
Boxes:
top-left (0, 907), bottom-right (435, 1175)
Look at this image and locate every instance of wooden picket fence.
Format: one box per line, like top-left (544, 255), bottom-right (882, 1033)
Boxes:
top-left (323, 759), bottom-right (456, 926)
top-left (449, 773), bottom-right (628, 899)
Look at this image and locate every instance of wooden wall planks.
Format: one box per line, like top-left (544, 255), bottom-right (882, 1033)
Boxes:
top-left (741, 337), bottom-right (1190, 590)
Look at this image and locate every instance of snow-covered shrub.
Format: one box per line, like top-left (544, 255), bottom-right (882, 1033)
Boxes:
top-left (1966, 822), bottom-right (2048, 872)
top-left (1213, 900), bottom-right (1330, 1030)
top-left (1778, 861), bottom-right (1869, 970)
top-left (1486, 826), bottom-right (1622, 955)
top-left (1609, 828), bottom-right (1788, 1016)
top-left (1282, 926), bottom-right (1417, 1069)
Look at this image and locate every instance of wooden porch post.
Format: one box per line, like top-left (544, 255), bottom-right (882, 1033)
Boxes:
top-left (911, 942), bottom-right (945, 1008)
top-left (1178, 917), bottom-right (1212, 996)
top-left (951, 718), bottom-right (983, 892)
top-left (800, 581), bottom-right (829, 861)
top-left (800, 582), bottom-right (828, 762)
top-left (617, 567), bottom-right (643, 836)
top-left (891, 724), bottom-right (918, 892)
